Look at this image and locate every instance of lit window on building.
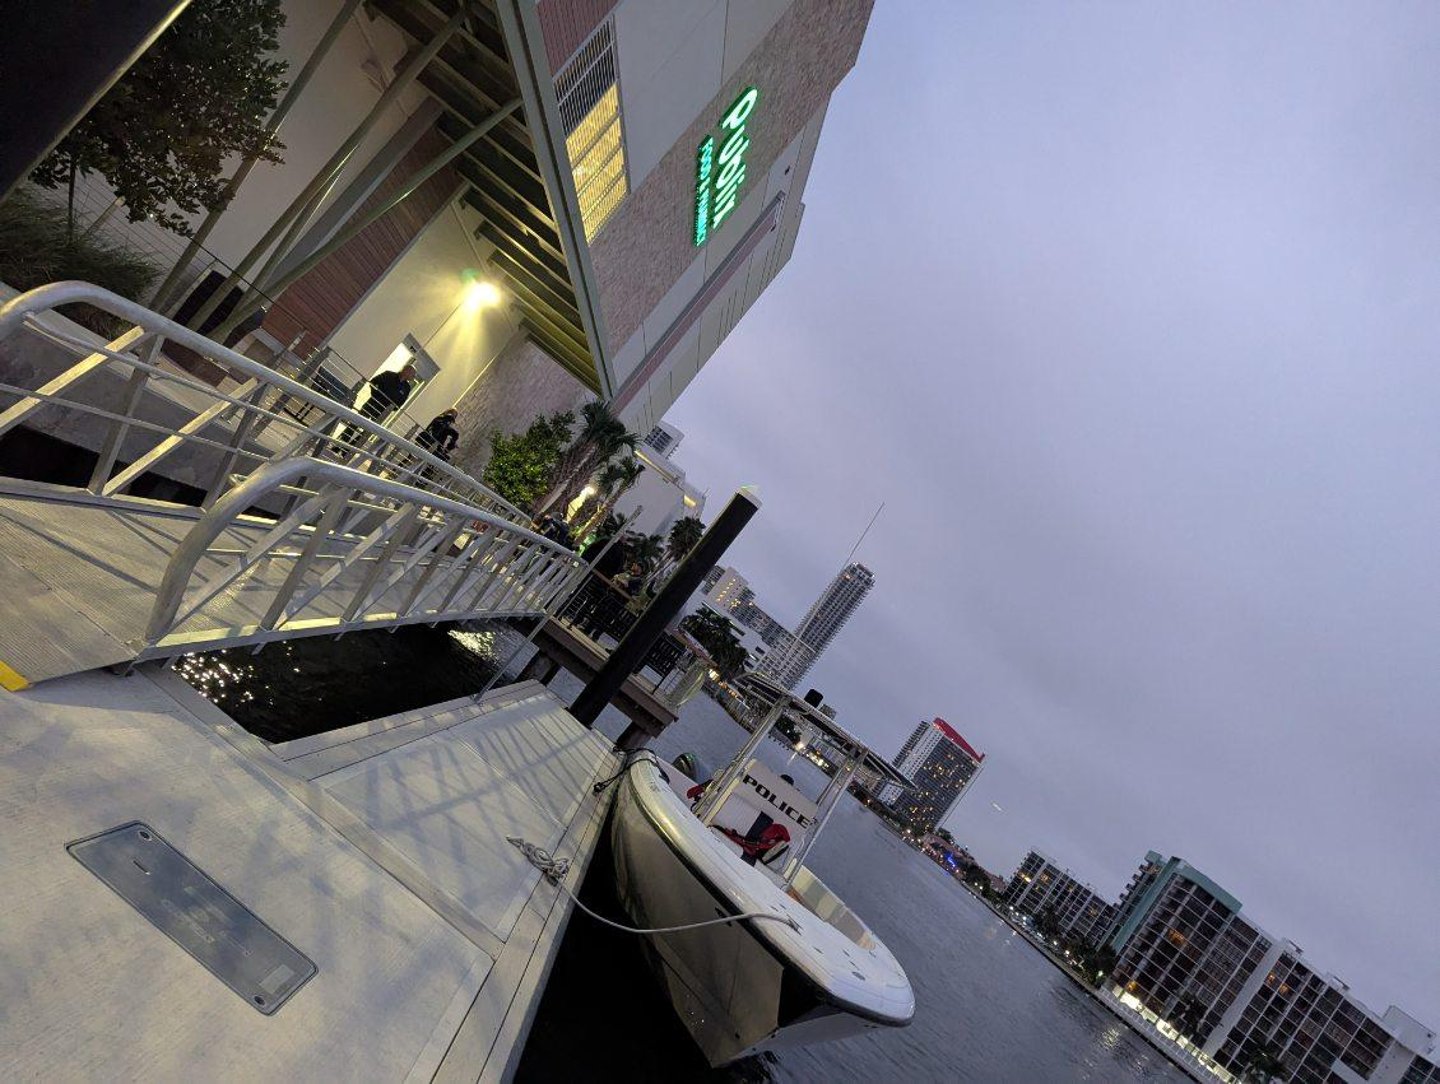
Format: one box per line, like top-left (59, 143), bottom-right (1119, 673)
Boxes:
top-left (555, 22), bottom-right (628, 241)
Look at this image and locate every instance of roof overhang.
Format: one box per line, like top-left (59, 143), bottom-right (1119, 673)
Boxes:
top-left (370, 0), bottom-right (612, 395)
top-left (737, 674), bottom-right (916, 789)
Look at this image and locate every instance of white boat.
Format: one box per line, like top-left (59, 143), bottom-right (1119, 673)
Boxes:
top-left (610, 675), bottom-right (916, 1066)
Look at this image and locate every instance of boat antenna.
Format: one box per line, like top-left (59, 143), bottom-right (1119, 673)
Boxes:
top-left (844, 501), bottom-right (884, 566)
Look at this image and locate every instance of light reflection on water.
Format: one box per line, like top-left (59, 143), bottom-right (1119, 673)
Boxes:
top-left (175, 650), bottom-right (266, 710)
top-left (172, 622), bottom-right (530, 744)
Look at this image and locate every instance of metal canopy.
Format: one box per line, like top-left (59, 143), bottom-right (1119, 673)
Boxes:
top-left (735, 674), bottom-right (916, 789)
top-left (369, 0), bottom-right (603, 392)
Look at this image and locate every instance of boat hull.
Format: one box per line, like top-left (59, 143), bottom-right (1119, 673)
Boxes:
top-left (610, 763), bottom-right (908, 1066)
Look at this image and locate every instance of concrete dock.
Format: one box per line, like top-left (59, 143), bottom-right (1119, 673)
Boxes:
top-left (0, 673), bottom-right (617, 1081)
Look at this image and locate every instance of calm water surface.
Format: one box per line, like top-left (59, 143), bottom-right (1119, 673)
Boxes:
top-left (181, 629), bottom-right (1185, 1082)
top-left (521, 683), bottom-right (1188, 1084)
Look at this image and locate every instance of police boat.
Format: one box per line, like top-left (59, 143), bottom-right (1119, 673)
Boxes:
top-left (609, 674), bottom-right (915, 1066)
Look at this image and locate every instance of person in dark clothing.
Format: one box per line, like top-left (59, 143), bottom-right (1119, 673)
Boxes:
top-left (619, 562), bottom-right (645, 597)
top-left (363, 364), bottom-right (416, 421)
top-left (339, 363), bottom-right (416, 452)
top-left (416, 408), bottom-right (460, 460)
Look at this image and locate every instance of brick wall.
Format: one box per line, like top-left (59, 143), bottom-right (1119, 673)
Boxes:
top-left (448, 334), bottom-right (592, 478)
top-left (536, 0), bottom-right (620, 72)
top-left (588, 0), bottom-right (873, 354)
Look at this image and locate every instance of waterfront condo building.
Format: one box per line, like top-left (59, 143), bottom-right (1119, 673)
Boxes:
top-left (12, 0), bottom-right (876, 491)
top-left (877, 717), bottom-right (985, 834)
top-left (1002, 851), bottom-right (1117, 947)
top-left (1103, 853), bottom-right (1438, 1084)
top-left (758, 562), bottom-right (875, 688)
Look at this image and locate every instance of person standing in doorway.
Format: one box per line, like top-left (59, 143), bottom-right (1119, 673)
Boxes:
top-left (363, 363), bottom-right (417, 422)
top-left (340, 363), bottom-right (416, 452)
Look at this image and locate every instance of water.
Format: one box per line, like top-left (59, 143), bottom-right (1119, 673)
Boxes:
top-left (181, 632), bottom-right (1186, 1082)
top-left (520, 687), bottom-right (1189, 1083)
top-left (175, 622), bottom-right (528, 742)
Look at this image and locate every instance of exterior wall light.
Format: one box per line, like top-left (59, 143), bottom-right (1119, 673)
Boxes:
top-left (463, 279), bottom-right (503, 310)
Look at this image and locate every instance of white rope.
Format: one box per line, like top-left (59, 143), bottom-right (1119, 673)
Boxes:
top-left (507, 836), bottom-right (801, 935)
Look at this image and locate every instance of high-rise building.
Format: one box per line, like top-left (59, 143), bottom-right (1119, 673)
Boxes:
top-left (794, 562), bottom-right (875, 656)
top-left (1002, 851), bottom-right (1117, 947)
top-left (708, 569), bottom-right (752, 612)
top-left (1103, 853), bottom-right (1438, 1084)
top-left (877, 718), bottom-right (985, 834)
top-left (758, 562), bottom-right (874, 688)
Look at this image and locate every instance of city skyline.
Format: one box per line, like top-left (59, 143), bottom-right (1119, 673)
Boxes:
top-left (662, 2), bottom-right (1440, 1027)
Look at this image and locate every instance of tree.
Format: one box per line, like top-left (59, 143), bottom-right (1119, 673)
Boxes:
top-left (571, 456), bottom-right (643, 536)
top-left (680, 608), bottom-right (748, 677)
top-left (1240, 1042), bottom-right (1286, 1083)
top-left (1036, 907), bottom-right (1062, 940)
top-left (543, 401), bottom-right (637, 515)
top-left (481, 410), bottom-right (574, 510)
top-left (627, 532), bottom-right (665, 573)
top-left (28, 0), bottom-right (289, 237)
top-left (666, 516), bottom-right (704, 564)
top-left (1174, 995), bottom-right (1207, 1040)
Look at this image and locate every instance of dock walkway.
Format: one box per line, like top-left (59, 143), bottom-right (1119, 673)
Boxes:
top-left (0, 674), bottom-right (616, 1082)
top-left (0, 475), bottom-right (577, 689)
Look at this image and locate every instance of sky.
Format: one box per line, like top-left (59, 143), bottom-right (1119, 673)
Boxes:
top-left (664, 2), bottom-right (1440, 1030)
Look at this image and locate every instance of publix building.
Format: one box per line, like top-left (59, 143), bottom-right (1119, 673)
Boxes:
top-left (22, 0), bottom-right (875, 479)
top-left (503, 0), bottom-right (876, 437)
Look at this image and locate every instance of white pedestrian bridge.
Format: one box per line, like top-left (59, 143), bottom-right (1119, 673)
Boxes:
top-left (0, 281), bottom-right (582, 689)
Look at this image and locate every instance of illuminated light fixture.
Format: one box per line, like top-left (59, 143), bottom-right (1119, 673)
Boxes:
top-left (463, 278), bottom-right (504, 310)
top-left (693, 86), bottom-right (759, 247)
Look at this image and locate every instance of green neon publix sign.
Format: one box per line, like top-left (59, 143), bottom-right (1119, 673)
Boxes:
top-left (694, 86), bottom-right (760, 247)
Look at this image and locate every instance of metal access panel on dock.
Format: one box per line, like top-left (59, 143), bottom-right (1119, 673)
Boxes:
top-left (67, 822), bottom-right (317, 1015)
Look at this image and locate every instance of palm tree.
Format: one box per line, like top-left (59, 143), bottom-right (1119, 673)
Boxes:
top-left (541, 401), bottom-right (636, 515)
top-left (573, 456), bottom-right (643, 538)
top-left (1240, 1042), bottom-right (1286, 1083)
top-left (666, 516), bottom-right (704, 564)
top-left (628, 532), bottom-right (665, 573)
top-left (680, 608), bottom-right (747, 677)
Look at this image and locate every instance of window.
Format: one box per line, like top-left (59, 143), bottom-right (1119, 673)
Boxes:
top-left (555, 22), bottom-right (628, 240)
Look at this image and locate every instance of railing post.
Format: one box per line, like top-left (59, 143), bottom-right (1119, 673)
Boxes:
top-left (257, 487), bottom-right (349, 631)
top-left (202, 380), bottom-right (268, 508)
top-left (87, 336), bottom-right (163, 493)
top-left (340, 502), bottom-right (422, 622)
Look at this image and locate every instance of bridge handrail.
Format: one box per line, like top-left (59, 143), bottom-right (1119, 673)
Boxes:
top-left (0, 280), bottom-right (531, 523)
top-left (143, 455), bottom-right (583, 654)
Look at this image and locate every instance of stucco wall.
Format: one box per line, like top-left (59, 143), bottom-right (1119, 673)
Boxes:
top-left (325, 201), bottom-right (519, 426)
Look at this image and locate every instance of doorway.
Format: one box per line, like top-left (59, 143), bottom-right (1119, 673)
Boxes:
top-left (353, 334), bottom-right (439, 429)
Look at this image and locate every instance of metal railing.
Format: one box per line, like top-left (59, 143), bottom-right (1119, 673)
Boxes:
top-left (0, 281), bottom-right (528, 520)
top-left (139, 457), bottom-right (583, 661)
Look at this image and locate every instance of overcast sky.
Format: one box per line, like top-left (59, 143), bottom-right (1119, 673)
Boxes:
top-left (665, 2), bottom-right (1440, 1031)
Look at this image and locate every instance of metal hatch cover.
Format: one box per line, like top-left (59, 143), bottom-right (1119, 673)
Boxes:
top-left (67, 822), bottom-right (317, 1015)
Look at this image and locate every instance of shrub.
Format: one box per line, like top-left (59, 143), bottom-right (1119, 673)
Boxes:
top-left (0, 189), bottom-right (158, 337)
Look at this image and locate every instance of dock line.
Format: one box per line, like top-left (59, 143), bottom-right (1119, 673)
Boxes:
top-left (507, 836), bottom-right (801, 935)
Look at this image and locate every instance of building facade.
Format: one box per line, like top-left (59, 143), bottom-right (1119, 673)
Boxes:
top-left (609, 435), bottom-right (703, 538)
top-left (877, 717), bottom-right (985, 834)
top-left (642, 421), bottom-right (682, 457)
top-left (1002, 851), bottom-right (1117, 947)
top-left (1103, 853), bottom-right (1439, 1084)
top-left (757, 561), bottom-right (874, 688)
top-left (27, 0), bottom-right (876, 491)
